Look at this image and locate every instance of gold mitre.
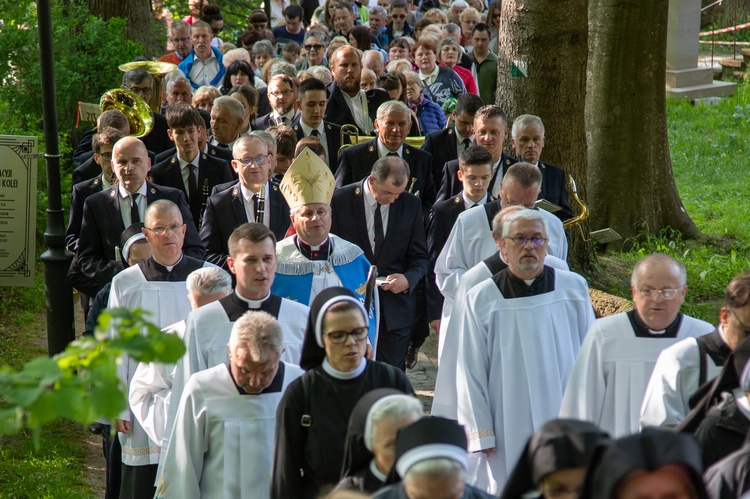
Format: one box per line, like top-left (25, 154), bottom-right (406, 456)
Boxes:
top-left (280, 147), bottom-right (336, 210)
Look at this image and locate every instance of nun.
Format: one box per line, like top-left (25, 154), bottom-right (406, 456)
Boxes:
top-left (337, 389), bottom-right (424, 493)
top-left (499, 419), bottom-right (609, 499)
top-left (271, 287), bottom-right (413, 499)
top-left (373, 417), bottom-right (494, 499)
top-left (578, 428), bottom-right (708, 499)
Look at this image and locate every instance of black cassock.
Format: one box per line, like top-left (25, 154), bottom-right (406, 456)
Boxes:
top-left (271, 361), bottom-right (412, 499)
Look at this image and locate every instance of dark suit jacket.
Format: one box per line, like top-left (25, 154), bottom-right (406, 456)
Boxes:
top-left (425, 195), bottom-right (466, 321)
top-left (200, 180), bottom-right (290, 269)
top-left (330, 181), bottom-right (429, 331)
top-left (251, 111), bottom-right (301, 131)
top-left (155, 144), bottom-right (234, 165)
top-left (335, 139), bottom-right (436, 213)
top-left (323, 82), bottom-right (389, 134)
top-left (72, 151), bottom-right (157, 186)
top-left (436, 153), bottom-right (517, 203)
top-left (66, 175), bottom-right (106, 253)
top-left (291, 120), bottom-right (342, 170)
top-left (151, 152), bottom-right (235, 230)
top-left (140, 111), bottom-right (173, 155)
top-left (256, 87), bottom-right (271, 118)
top-left (501, 159), bottom-right (573, 222)
top-left (422, 127), bottom-right (458, 193)
top-left (73, 182), bottom-right (205, 293)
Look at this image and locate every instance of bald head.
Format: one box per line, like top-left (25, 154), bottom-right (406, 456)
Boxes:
top-left (112, 137), bottom-right (150, 193)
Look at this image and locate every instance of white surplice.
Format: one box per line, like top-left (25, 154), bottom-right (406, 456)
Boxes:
top-left (559, 312), bottom-right (713, 437)
top-left (432, 254), bottom-right (570, 419)
top-left (156, 362), bottom-right (304, 499)
top-left (455, 268), bottom-right (594, 494)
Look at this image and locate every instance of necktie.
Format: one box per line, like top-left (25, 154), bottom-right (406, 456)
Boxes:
top-left (373, 203), bottom-right (384, 256)
top-left (187, 163), bottom-right (198, 201)
top-left (386, 152), bottom-right (399, 157)
top-left (310, 129), bottom-right (319, 137)
top-left (462, 138), bottom-right (472, 150)
top-left (130, 193), bottom-right (140, 224)
top-left (471, 202), bottom-right (479, 208)
top-left (276, 116), bottom-right (287, 126)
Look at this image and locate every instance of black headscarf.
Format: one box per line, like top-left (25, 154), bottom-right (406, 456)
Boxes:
top-left (298, 287), bottom-right (368, 371)
top-left (500, 419), bottom-right (610, 499)
top-left (119, 222), bottom-right (145, 267)
top-left (339, 388), bottom-right (404, 480)
top-left (578, 428), bottom-right (708, 499)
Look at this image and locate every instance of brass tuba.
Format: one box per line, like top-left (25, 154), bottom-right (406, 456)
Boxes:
top-left (562, 175), bottom-right (589, 232)
top-left (100, 88), bottom-right (154, 138)
top-left (118, 61), bottom-right (178, 113)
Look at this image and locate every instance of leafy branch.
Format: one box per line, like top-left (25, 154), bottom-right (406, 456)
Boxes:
top-left (0, 308), bottom-right (185, 447)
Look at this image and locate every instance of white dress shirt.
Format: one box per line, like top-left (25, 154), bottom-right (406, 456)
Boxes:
top-left (177, 152), bottom-right (201, 198)
top-left (300, 120), bottom-right (329, 163)
top-left (240, 181), bottom-right (270, 227)
top-left (188, 51), bottom-right (220, 88)
top-left (376, 140), bottom-right (403, 159)
top-left (118, 182), bottom-right (148, 228)
top-left (342, 90), bottom-right (372, 134)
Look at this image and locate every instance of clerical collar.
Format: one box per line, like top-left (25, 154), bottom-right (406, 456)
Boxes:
top-left (322, 357), bottom-right (367, 380)
top-left (138, 255), bottom-right (204, 282)
top-left (369, 459), bottom-right (387, 483)
top-left (626, 310), bottom-right (683, 338)
top-left (154, 254), bottom-right (183, 272)
top-left (493, 266), bottom-right (555, 298)
top-left (219, 292), bottom-right (282, 321)
top-left (235, 289), bottom-right (271, 308)
top-left (296, 236), bottom-right (331, 261)
top-left (226, 361), bottom-right (286, 395)
top-left (483, 252), bottom-right (508, 276)
top-left (377, 139), bottom-right (403, 158)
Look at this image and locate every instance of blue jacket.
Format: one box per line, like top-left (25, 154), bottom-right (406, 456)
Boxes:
top-left (178, 46), bottom-right (226, 89)
top-left (415, 94), bottom-right (447, 134)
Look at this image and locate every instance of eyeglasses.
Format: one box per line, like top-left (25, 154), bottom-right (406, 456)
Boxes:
top-left (237, 155), bottom-right (269, 166)
top-left (144, 224), bottom-right (184, 235)
top-left (269, 90), bottom-right (295, 98)
top-left (96, 152), bottom-right (113, 160)
top-left (392, 14), bottom-right (407, 19)
top-left (129, 86), bottom-right (152, 96)
top-left (171, 37), bottom-right (191, 43)
top-left (305, 44), bottom-right (325, 51)
top-left (505, 236), bottom-right (547, 248)
top-left (731, 309), bottom-right (750, 336)
top-left (324, 327), bottom-right (369, 344)
top-left (637, 288), bottom-right (683, 300)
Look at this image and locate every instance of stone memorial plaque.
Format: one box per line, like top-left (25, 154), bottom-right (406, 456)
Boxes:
top-left (0, 136), bottom-right (38, 286)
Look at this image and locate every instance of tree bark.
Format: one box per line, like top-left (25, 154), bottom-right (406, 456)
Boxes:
top-left (88, 0), bottom-right (154, 58)
top-left (496, 0), bottom-right (593, 272)
top-left (586, 0), bottom-right (700, 243)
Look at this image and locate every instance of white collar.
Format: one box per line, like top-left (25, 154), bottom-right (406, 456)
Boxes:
top-left (118, 181), bottom-right (148, 199)
top-left (322, 357), bottom-right (367, 379)
top-left (178, 151), bottom-right (201, 170)
top-left (240, 180), bottom-right (266, 201)
top-left (363, 177), bottom-right (378, 209)
top-left (462, 191), bottom-right (487, 208)
top-left (272, 109), bottom-right (296, 122)
top-left (419, 64), bottom-right (440, 80)
top-left (376, 139), bottom-right (403, 158)
top-left (300, 120), bottom-right (325, 136)
top-left (455, 126), bottom-right (472, 143)
top-left (234, 289), bottom-right (270, 308)
top-left (153, 254), bottom-right (183, 272)
top-left (370, 459), bottom-right (387, 482)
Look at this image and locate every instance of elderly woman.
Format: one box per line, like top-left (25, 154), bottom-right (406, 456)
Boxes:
top-left (437, 37), bottom-right (478, 95)
top-left (404, 70), bottom-right (446, 133)
top-left (226, 84), bottom-right (258, 134)
top-left (220, 60), bottom-right (259, 95)
top-left (251, 39), bottom-right (276, 79)
top-left (500, 419), bottom-right (610, 499)
top-left (272, 288), bottom-right (413, 499)
top-left (192, 85), bottom-right (221, 113)
top-left (413, 38), bottom-right (465, 107)
top-left (337, 389), bottom-right (423, 493)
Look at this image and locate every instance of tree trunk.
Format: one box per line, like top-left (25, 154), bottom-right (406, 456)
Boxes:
top-left (496, 0), bottom-right (593, 273)
top-left (586, 0), bottom-right (700, 244)
top-left (88, 0), bottom-right (154, 58)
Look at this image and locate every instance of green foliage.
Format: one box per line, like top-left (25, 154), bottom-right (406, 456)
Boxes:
top-left (0, 2), bottom-right (143, 144)
top-left (0, 308), bottom-right (185, 446)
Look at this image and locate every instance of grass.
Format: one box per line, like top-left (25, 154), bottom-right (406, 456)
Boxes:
top-left (0, 275), bottom-right (98, 499)
top-left (591, 82), bottom-right (750, 324)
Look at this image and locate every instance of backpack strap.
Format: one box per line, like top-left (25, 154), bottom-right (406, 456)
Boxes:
top-left (300, 374), bottom-right (312, 428)
top-left (696, 335), bottom-right (709, 388)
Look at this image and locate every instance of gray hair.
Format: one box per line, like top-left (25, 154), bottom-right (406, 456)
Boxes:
top-left (252, 39), bottom-right (275, 59)
top-left (186, 267), bottom-right (232, 296)
top-left (309, 66), bottom-right (333, 83)
top-left (248, 130), bottom-right (278, 155)
top-left (450, 0), bottom-right (469, 8)
top-left (144, 199), bottom-right (182, 226)
top-left (213, 95), bottom-right (246, 121)
top-left (512, 114), bottom-right (546, 138)
top-left (166, 74), bottom-right (192, 94)
top-left (501, 209), bottom-right (548, 238)
top-left (233, 134), bottom-right (269, 158)
top-left (169, 19), bottom-right (191, 35)
top-left (371, 156), bottom-right (410, 186)
top-left (228, 310), bottom-right (284, 361)
top-left (304, 30), bottom-right (329, 45)
top-left (269, 61), bottom-right (298, 79)
top-left (290, 204), bottom-right (331, 219)
top-left (491, 205), bottom-right (524, 237)
top-left (369, 5), bottom-right (388, 16)
top-left (365, 395), bottom-right (423, 450)
top-left (122, 68), bottom-right (152, 88)
top-left (403, 70), bottom-right (423, 88)
top-left (363, 50), bottom-right (385, 66)
top-left (442, 23), bottom-right (461, 36)
top-left (223, 47), bottom-right (252, 67)
top-left (502, 162), bottom-right (543, 190)
top-left (437, 36), bottom-right (462, 59)
top-left (376, 100), bottom-right (411, 122)
top-left (631, 253), bottom-right (687, 287)
top-left (403, 458), bottom-right (466, 485)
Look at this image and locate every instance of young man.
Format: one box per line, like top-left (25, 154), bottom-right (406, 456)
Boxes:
top-left (426, 146), bottom-right (493, 335)
top-left (272, 4), bottom-right (306, 44)
top-left (291, 78), bottom-right (342, 169)
top-left (469, 23), bottom-right (498, 106)
top-left (151, 106), bottom-right (234, 231)
top-left (252, 75), bottom-right (300, 130)
top-left (266, 125), bottom-right (297, 180)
